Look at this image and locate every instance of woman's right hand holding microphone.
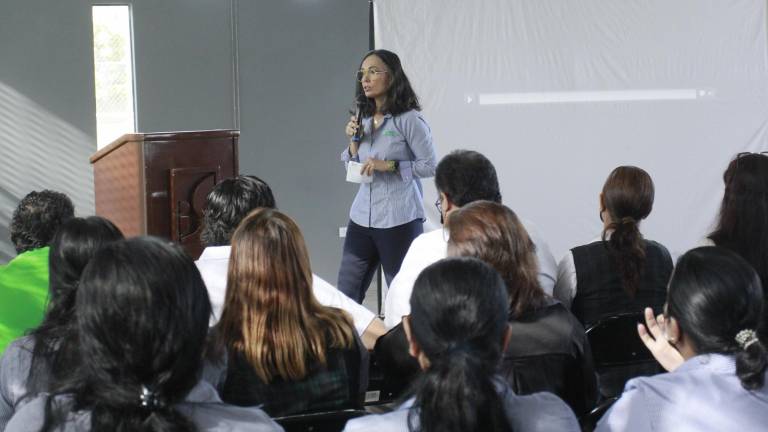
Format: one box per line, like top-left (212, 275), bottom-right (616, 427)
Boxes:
top-left (346, 115), bottom-right (359, 157)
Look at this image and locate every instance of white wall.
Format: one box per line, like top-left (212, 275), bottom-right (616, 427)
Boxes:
top-left (375, 0), bottom-right (768, 261)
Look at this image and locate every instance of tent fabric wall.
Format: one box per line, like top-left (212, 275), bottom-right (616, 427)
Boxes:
top-left (374, 0), bottom-right (768, 260)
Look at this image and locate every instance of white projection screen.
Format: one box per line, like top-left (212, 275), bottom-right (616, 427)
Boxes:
top-left (374, 0), bottom-right (768, 261)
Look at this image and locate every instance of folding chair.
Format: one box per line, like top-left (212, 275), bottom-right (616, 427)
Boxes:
top-left (585, 312), bottom-right (661, 398)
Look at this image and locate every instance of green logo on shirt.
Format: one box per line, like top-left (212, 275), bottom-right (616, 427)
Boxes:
top-left (383, 130), bottom-right (398, 137)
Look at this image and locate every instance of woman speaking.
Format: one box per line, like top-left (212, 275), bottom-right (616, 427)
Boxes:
top-left (338, 49), bottom-right (437, 304)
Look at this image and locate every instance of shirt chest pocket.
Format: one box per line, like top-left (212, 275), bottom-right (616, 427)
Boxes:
top-left (381, 129), bottom-right (410, 159)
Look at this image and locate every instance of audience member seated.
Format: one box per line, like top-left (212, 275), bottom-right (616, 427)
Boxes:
top-left (209, 209), bottom-right (368, 417)
top-left (0, 216), bottom-right (123, 430)
top-left (345, 257), bottom-right (579, 432)
top-left (4, 237), bottom-right (283, 431)
top-left (383, 150), bottom-right (558, 329)
top-left (705, 152), bottom-right (768, 289)
top-left (554, 166), bottom-right (672, 326)
top-left (0, 190), bottom-right (74, 354)
top-left (196, 175), bottom-right (385, 349)
top-left (555, 166), bottom-right (672, 397)
top-left (597, 246), bottom-right (768, 431)
top-left (447, 201), bottom-right (597, 416)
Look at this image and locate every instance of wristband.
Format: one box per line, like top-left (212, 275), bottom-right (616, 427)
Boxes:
top-left (387, 160), bottom-right (399, 172)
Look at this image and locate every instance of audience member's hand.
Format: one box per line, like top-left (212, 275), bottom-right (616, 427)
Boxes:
top-left (637, 307), bottom-right (685, 372)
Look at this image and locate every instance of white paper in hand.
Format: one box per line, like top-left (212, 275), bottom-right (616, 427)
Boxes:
top-left (346, 161), bottom-right (373, 184)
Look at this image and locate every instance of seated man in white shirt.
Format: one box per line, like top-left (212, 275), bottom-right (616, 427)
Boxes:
top-left (383, 150), bottom-right (558, 329)
top-left (196, 175), bottom-right (386, 349)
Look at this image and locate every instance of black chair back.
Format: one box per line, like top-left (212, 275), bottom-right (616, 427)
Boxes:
top-left (580, 396), bottom-right (619, 432)
top-left (586, 313), bottom-right (661, 398)
top-left (368, 323), bottom-right (419, 403)
top-left (586, 313), bottom-right (654, 367)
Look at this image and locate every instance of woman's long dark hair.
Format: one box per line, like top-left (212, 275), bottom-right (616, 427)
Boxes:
top-left (667, 246), bottom-right (768, 390)
top-left (43, 237), bottom-right (212, 432)
top-left (407, 257), bottom-right (513, 432)
top-left (355, 49), bottom-right (421, 117)
top-left (600, 166), bottom-right (655, 297)
top-left (26, 216), bottom-right (123, 395)
top-left (708, 153), bottom-right (768, 289)
top-left (447, 201), bottom-right (545, 319)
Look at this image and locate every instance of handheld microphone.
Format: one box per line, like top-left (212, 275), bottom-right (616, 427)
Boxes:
top-left (352, 108), bottom-right (363, 143)
top-left (351, 93), bottom-right (367, 143)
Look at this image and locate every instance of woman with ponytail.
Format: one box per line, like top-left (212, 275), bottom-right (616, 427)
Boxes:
top-left (345, 257), bottom-right (579, 432)
top-left (598, 246), bottom-right (768, 431)
top-left (4, 237), bottom-right (282, 432)
top-left (0, 217), bottom-right (123, 430)
top-left (554, 166), bottom-right (672, 327)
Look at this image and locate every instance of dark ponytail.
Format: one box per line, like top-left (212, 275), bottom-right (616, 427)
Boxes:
top-left (88, 404), bottom-right (196, 432)
top-left (667, 246), bottom-right (768, 391)
top-left (43, 237), bottom-right (211, 431)
top-left (601, 166), bottom-right (655, 297)
top-left (407, 257), bottom-right (513, 432)
top-left (735, 329), bottom-right (768, 390)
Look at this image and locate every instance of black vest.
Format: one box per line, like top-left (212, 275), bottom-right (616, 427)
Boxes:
top-left (571, 239), bottom-right (672, 327)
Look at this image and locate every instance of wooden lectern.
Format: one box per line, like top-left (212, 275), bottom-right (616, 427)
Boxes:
top-left (89, 130), bottom-right (239, 259)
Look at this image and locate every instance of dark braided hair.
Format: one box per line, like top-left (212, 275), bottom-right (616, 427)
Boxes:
top-left (600, 166), bottom-right (654, 297)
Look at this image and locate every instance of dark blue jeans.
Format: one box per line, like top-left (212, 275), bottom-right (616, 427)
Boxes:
top-left (337, 219), bottom-right (423, 304)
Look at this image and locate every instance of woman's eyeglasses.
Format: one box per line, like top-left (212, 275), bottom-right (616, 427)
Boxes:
top-left (434, 197), bottom-right (443, 214)
top-left (356, 67), bottom-right (388, 82)
top-left (435, 197), bottom-right (445, 225)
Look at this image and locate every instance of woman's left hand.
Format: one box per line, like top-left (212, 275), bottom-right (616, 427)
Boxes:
top-left (361, 158), bottom-right (390, 176)
top-left (637, 307), bottom-right (685, 371)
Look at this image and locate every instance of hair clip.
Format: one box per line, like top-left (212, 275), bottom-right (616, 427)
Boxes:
top-left (140, 385), bottom-right (164, 410)
top-left (735, 329), bottom-right (759, 350)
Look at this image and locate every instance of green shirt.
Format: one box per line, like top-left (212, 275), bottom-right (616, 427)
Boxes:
top-left (0, 247), bottom-right (49, 355)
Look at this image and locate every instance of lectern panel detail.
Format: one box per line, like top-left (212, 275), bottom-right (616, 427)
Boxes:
top-left (90, 130), bottom-right (238, 260)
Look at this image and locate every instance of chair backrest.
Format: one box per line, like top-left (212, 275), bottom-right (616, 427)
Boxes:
top-left (275, 409), bottom-right (368, 432)
top-left (368, 323), bottom-right (420, 404)
top-left (500, 352), bottom-right (596, 417)
top-left (585, 313), bottom-right (654, 368)
top-left (580, 396), bottom-right (619, 432)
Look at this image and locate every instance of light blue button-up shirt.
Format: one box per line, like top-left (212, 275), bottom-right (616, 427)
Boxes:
top-left (344, 381), bottom-right (579, 432)
top-left (341, 109), bottom-right (437, 228)
top-left (597, 353), bottom-right (768, 431)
